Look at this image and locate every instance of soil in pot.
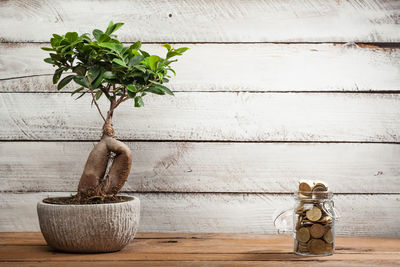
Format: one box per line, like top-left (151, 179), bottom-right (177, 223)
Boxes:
top-left (43, 195), bottom-right (131, 205)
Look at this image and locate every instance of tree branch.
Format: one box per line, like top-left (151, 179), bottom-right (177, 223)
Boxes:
top-left (87, 76), bottom-right (106, 122)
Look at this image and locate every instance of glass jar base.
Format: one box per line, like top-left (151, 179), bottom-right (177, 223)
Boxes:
top-left (294, 251), bottom-right (333, 257)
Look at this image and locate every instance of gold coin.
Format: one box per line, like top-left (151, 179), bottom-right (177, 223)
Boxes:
top-left (296, 227), bottom-right (310, 243)
top-left (308, 239), bottom-right (326, 255)
top-left (298, 242), bottom-right (309, 253)
top-left (299, 182), bottom-right (312, 196)
top-left (312, 182), bottom-right (328, 191)
top-left (318, 216), bottom-right (332, 224)
top-left (323, 229), bottom-right (333, 243)
top-left (306, 206), bottom-right (322, 221)
top-left (311, 183), bottom-right (328, 199)
top-left (310, 224), bottom-right (326, 238)
top-left (296, 216), bottom-right (302, 230)
top-left (296, 204), bottom-right (305, 214)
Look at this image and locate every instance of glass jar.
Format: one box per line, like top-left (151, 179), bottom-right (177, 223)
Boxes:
top-left (274, 190), bottom-right (339, 256)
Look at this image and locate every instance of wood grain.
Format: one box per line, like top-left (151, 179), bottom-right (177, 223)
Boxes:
top-left (1, 142), bottom-right (399, 193)
top-left (2, 43), bottom-right (400, 92)
top-left (0, 0), bottom-right (399, 42)
top-left (2, 262), bottom-right (397, 267)
top-left (0, 233), bottom-right (399, 267)
top-left (0, 192), bottom-right (399, 236)
top-left (1, 92), bottom-right (400, 142)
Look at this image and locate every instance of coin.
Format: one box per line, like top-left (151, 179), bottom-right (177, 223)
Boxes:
top-left (296, 227), bottom-right (310, 243)
top-left (306, 206), bottom-right (322, 221)
top-left (323, 229), bottom-right (333, 243)
top-left (308, 239), bottom-right (326, 255)
top-left (318, 216), bottom-right (332, 224)
top-left (298, 242), bottom-right (309, 253)
top-left (299, 181), bottom-right (312, 196)
top-left (310, 224), bottom-right (326, 238)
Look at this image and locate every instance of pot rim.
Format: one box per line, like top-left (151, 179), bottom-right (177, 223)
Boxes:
top-left (38, 195), bottom-right (139, 207)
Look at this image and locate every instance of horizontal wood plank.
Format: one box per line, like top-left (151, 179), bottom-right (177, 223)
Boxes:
top-left (1, 92), bottom-right (399, 142)
top-left (0, 234), bottom-right (399, 266)
top-left (0, 0), bottom-right (399, 42)
top-left (0, 192), bottom-right (399, 236)
top-left (1, 142), bottom-right (399, 193)
top-left (1, 43), bottom-right (400, 92)
top-left (2, 262), bottom-right (398, 267)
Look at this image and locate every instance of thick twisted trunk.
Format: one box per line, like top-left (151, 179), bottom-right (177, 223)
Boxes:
top-left (77, 109), bottom-right (132, 199)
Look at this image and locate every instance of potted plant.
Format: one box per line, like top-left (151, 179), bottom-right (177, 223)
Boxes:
top-left (38, 21), bottom-right (188, 253)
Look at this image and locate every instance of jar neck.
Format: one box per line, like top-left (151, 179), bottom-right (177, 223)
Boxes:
top-left (294, 191), bottom-right (333, 201)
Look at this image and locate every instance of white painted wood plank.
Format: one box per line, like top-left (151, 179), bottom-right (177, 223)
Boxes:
top-left (1, 142), bottom-right (399, 193)
top-left (0, 92), bottom-right (399, 142)
top-left (1, 43), bottom-right (400, 92)
top-left (0, 0), bottom-right (399, 42)
top-left (0, 192), bottom-right (398, 237)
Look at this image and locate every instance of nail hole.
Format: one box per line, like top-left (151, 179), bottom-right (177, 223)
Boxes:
top-left (168, 13), bottom-right (172, 17)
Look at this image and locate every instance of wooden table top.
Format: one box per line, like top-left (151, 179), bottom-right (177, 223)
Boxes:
top-left (0, 232), bottom-right (399, 266)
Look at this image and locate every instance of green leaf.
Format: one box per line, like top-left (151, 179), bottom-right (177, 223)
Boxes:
top-left (92, 70), bottom-right (105, 89)
top-left (140, 50), bottom-right (150, 57)
top-left (44, 58), bottom-right (55, 64)
top-left (112, 58), bottom-right (127, 67)
top-left (98, 42), bottom-right (123, 54)
top-left (112, 23), bottom-right (124, 33)
top-left (155, 84), bottom-right (174, 95)
top-left (65, 32), bottom-right (78, 42)
top-left (95, 90), bottom-right (102, 100)
top-left (161, 43), bottom-right (171, 50)
top-left (146, 85), bottom-right (165, 95)
top-left (148, 55), bottom-right (160, 71)
top-left (105, 21), bottom-right (124, 35)
top-left (175, 47), bottom-right (189, 53)
top-left (127, 90), bottom-right (136, 98)
top-left (127, 85), bottom-right (137, 93)
top-left (134, 65), bottom-right (146, 73)
top-left (53, 68), bottom-right (63, 84)
top-left (103, 71), bottom-right (116, 79)
top-left (98, 33), bottom-right (111, 43)
top-left (73, 76), bottom-right (89, 88)
top-left (128, 55), bottom-right (144, 67)
top-left (57, 75), bottom-right (75, 90)
top-left (41, 47), bottom-right (55, 51)
top-left (73, 65), bottom-right (86, 76)
top-left (71, 87), bottom-right (84, 96)
top-left (167, 51), bottom-right (181, 59)
top-left (130, 41), bottom-right (141, 50)
top-left (105, 21), bottom-right (115, 35)
top-left (134, 96), bottom-right (144, 107)
top-left (75, 92), bottom-right (86, 100)
top-left (92, 29), bottom-right (103, 41)
top-left (88, 66), bottom-right (102, 82)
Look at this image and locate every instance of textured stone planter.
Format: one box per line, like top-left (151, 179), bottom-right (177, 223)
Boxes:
top-left (37, 196), bottom-right (140, 253)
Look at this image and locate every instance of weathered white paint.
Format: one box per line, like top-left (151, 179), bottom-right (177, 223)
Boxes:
top-left (1, 43), bottom-right (400, 92)
top-left (1, 92), bottom-right (399, 142)
top-left (0, 0), bottom-right (399, 42)
top-left (1, 142), bottom-right (399, 193)
top-left (0, 192), bottom-right (399, 237)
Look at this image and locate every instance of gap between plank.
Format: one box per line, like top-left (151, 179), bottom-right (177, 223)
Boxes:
top-left (1, 140), bottom-right (399, 144)
top-left (2, 191), bottom-right (399, 195)
top-left (1, 41), bottom-right (400, 47)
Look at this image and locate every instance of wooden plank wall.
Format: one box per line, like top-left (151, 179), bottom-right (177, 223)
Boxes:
top-left (0, 0), bottom-right (399, 236)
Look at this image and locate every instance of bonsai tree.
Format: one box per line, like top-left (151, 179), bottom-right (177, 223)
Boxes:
top-left (42, 21), bottom-right (188, 203)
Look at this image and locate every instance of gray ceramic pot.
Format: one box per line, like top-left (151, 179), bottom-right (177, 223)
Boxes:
top-left (37, 196), bottom-right (140, 253)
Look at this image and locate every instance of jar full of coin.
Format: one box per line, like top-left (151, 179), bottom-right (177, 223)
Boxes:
top-left (274, 180), bottom-right (339, 256)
